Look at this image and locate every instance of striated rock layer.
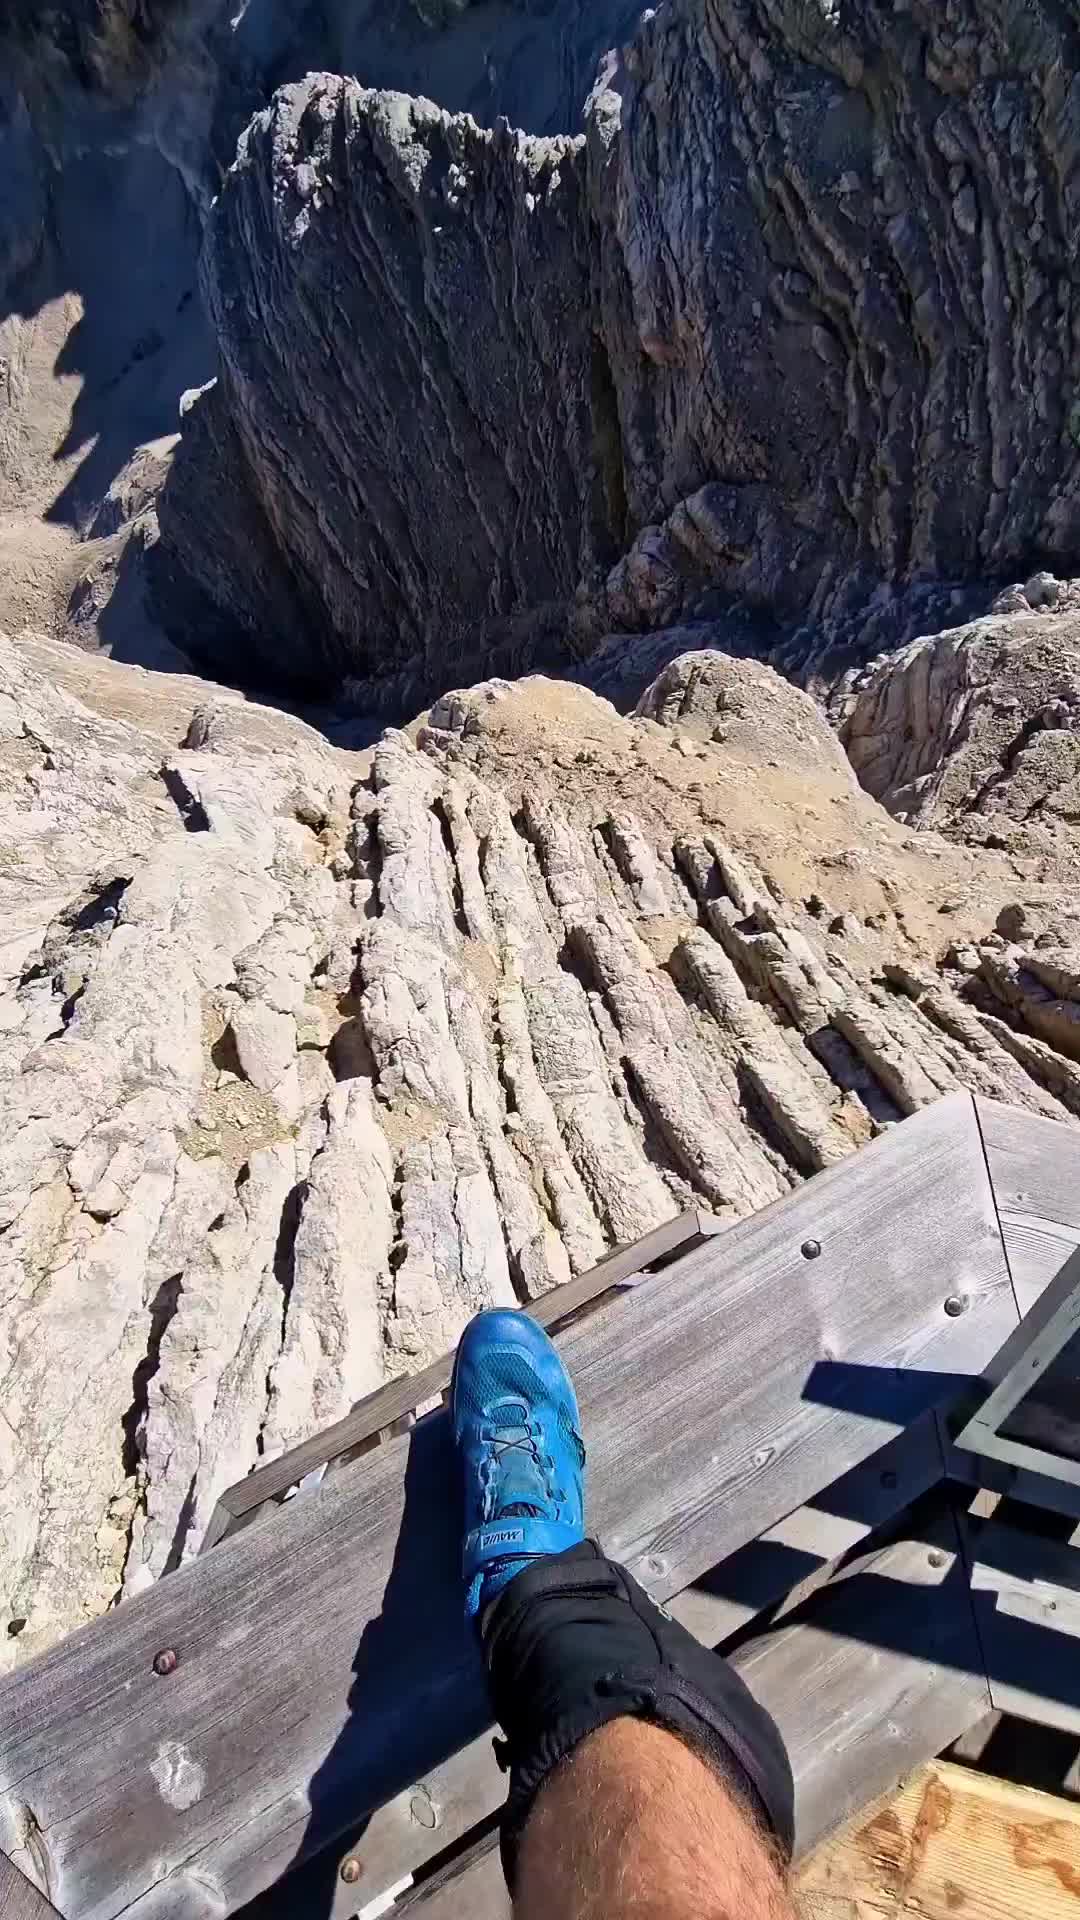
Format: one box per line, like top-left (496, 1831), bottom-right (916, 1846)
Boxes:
top-left (3, 625), bottom-right (1080, 1666)
top-left (158, 0), bottom-right (1080, 698)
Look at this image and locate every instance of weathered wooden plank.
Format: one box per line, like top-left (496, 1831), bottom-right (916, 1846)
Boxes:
top-left (0, 1094), bottom-right (1013, 1920)
top-left (741, 1509), bottom-right (989, 1856)
top-left (0, 1855), bottom-right (65, 1919)
top-left (399, 1841), bottom-right (507, 1920)
top-left (201, 1210), bottom-right (724, 1550)
top-left (976, 1100), bottom-right (1080, 1314)
top-left (796, 1758), bottom-right (1080, 1920)
top-left (178, 1095), bottom-right (1010, 1919)
top-left (394, 1509), bottom-right (990, 1920)
top-left (242, 1419), bottom-right (947, 1920)
top-left (670, 1413), bottom-right (945, 1649)
top-left (971, 1522), bottom-right (1080, 1736)
top-left (997, 1214), bottom-right (1080, 1316)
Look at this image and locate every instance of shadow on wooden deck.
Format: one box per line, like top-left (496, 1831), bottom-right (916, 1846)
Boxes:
top-left (238, 1357), bottom-right (1080, 1916)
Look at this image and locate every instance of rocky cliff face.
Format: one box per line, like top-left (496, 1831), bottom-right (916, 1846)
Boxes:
top-left (156, 83), bottom-right (605, 692)
top-left (0, 0), bottom-right (639, 664)
top-left (844, 584), bottom-right (1080, 850)
top-left (154, 0), bottom-right (1080, 703)
top-left (4, 623), bottom-right (1080, 1667)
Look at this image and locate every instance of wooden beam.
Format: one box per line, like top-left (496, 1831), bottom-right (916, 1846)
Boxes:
top-left (796, 1759), bottom-right (1080, 1920)
top-left (394, 1507), bottom-right (991, 1920)
top-left (970, 1522), bottom-right (1080, 1736)
top-left (670, 1411), bottom-right (946, 1648)
top-left (976, 1099), bottom-right (1080, 1315)
top-left (200, 1209), bottom-right (724, 1550)
top-left (248, 1417), bottom-right (948, 1919)
top-left (0, 1855), bottom-right (64, 1919)
top-left (0, 1094), bottom-right (1015, 1919)
top-left (740, 1508), bottom-right (989, 1857)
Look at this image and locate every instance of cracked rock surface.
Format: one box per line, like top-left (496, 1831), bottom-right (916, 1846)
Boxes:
top-left (843, 594), bottom-right (1080, 869)
top-left (3, 624), bottom-right (1080, 1666)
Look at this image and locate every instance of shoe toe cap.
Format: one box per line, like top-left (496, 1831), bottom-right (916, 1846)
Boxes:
top-left (454, 1308), bottom-right (569, 1398)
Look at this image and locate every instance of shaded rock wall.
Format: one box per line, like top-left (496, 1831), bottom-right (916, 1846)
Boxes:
top-left (158, 81), bottom-right (609, 689)
top-left (157, 0), bottom-right (1080, 699)
top-left (0, 0), bottom-right (642, 658)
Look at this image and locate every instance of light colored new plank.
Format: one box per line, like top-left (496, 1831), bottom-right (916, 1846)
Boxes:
top-left (201, 1209), bottom-right (723, 1548)
top-left (970, 1522), bottom-right (1080, 1735)
top-left (976, 1099), bottom-right (1080, 1314)
top-left (797, 1758), bottom-right (1080, 1920)
top-left (0, 1855), bottom-right (64, 1919)
top-left (0, 1094), bottom-right (1013, 1920)
top-left (396, 1509), bottom-right (990, 1920)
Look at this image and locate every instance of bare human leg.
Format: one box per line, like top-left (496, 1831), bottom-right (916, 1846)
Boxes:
top-left (451, 1314), bottom-right (795, 1910)
top-left (516, 1715), bottom-right (794, 1920)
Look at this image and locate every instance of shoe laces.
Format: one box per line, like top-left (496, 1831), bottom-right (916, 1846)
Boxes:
top-left (479, 1398), bottom-right (555, 1522)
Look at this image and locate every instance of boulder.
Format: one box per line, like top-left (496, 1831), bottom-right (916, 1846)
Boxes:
top-left (842, 609), bottom-right (1080, 874)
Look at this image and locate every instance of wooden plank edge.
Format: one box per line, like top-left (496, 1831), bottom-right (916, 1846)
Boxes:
top-left (200, 1210), bottom-right (723, 1550)
top-left (795, 1758), bottom-right (1080, 1920)
top-left (0, 1852), bottom-right (66, 1919)
top-left (970, 1520), bottom-right (1080, 1736)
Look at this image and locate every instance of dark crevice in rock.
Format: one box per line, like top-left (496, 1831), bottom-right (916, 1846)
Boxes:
top-left (431, 795), bottom-right (471, 939)
top-left (161, 1472), bottom-right (198, 1577)
top-left (807, 1025), bottom-right (903, 1128)
top-left (121, 1272), bottom-right (183, 1477)
top-left (160, 765), bottom-right (210, 831)
top-left (589, 333), bottom-right (629, 558)
top-left (328, 1015), bottom-right (376, 1082)
top-left (272, 1181), bottom-right (306, 1342)
top-left (210, 1020), bottom-right (245, 1079)
top-left (67, 873), bottom-right (130, 933)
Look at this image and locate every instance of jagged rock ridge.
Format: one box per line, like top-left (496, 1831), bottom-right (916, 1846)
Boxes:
top-left (3, 628), bottom-right (1080, 1667)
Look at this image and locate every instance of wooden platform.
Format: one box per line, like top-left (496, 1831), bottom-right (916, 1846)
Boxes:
top-left (798, 1759), bottom-right (1080, 1920)
top-left (1, 1092), bottom-right (1078, 1920)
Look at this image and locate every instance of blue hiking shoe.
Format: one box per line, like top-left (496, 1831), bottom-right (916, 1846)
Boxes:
top-left (451, 1309), bottom-right (586, 1619)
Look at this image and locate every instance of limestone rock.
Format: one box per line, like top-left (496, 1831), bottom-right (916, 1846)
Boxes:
top-left (635, 651), bottom-right (856, 785)
top-left (155, 79), bottom-right (604, 691)
top-left (3, 627), bottom-right (1080, 1670)
top-left (843, 612), bottom-right (1080, 878)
